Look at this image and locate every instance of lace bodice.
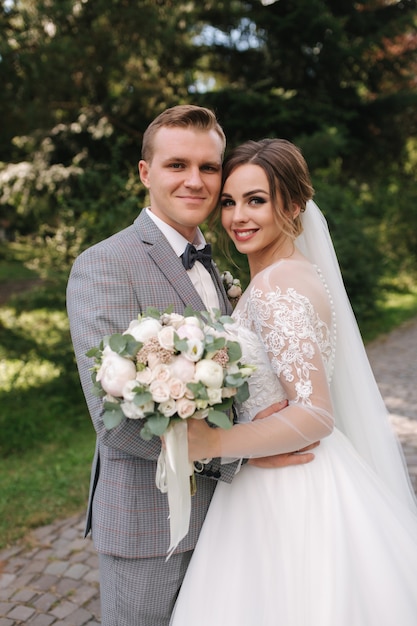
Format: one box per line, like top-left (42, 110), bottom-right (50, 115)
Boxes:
top-left (233, 265), bottom-right (335, 423)
top-left (214, 258), bottom-right (336, 459)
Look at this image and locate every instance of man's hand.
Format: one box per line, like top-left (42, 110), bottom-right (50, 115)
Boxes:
top-left (249, 399), bottom-right (319, 468)
top-left (248, 442), bottom-right (319, 468)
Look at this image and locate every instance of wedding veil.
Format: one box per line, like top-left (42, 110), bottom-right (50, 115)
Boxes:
top-left (297, 200), bottom-right (417, 511)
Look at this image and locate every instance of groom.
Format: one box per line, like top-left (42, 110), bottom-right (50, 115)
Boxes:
top-left (67, 104), bottom-right (316, 626)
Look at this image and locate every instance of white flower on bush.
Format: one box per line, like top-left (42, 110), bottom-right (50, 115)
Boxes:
top-left (149, 379), bottom-right (170, 403)
top-left (176, 397), bottom-right (197, 419)
top-left (158, 399), bottom-right (177, 417)
top-left (121, 400), bottom-right (153, 419)
top-left (136, 367), bottom-right (153, 385)
top-left (195, 359), bottom-right (224, 388)
top-left (151, 363), bottom-right (171, 382)
top-left (207, 387), bottom-right (222, 405)
top-left (168, 378), bottom-right (186, 400)
top-left (158, 326), bottom-right (176, 350)
top-left (124, 317), bottom-right (162, 342)
top-left (96, 346), bottom-right (136, 396)
top-left (169, 355), bottom-right (196, 382)
top-left (183, 338), bottom-right (205, 362)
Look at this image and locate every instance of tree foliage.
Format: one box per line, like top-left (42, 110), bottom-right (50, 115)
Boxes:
top-left (1, 0), bottom-right (417, 322)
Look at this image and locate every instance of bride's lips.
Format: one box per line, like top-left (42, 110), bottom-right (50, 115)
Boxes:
top-left (233, 229), bottom-right (258, 242)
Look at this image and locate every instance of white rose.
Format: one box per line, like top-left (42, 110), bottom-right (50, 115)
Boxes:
top-left (183, 338), bottom-right (205, 362)
top-left (195, 398), bottom-right (208, 410)
top-left (158, 326), bottom-right (176, 350)
top-left (227, 284), bottom-right (242, 298)
top-left (122, 379), bottom-right (141, 402)
top-left (169, 354), bottom-right (196, 382)
top-left (176, 323), bottom-right (204, 342)
top-left (96, 347), bottom-right (136, 397)
top-left (149, 379), bottom-right (170, 403)
top-left (136, 367), bottom-right (153, 385)
top-left (168, 377), bottom-right (186, 400)
top-left (151, 363), bottom-right (171, 382)
top-left (195, 359), bottom-right (224, 388)
top-left (207, 387), bottom-right (222, 405)
top-left (222, 270), bottom-right (233, 284)
top-left (160, 313), bottom-right (185, 329)
top-left (176, 397), bottom-right (197, 419)
top-left (238, 364), bottom-right (257, 377)
top-left (121, 400), bottom-right (153, 419)
top-left (124, 318), bottom-right (162, 342)
top-left (158, 399), bottom-right (177, 417)
top-left (103, 393), bottom-right (119, 404)
top-left (183, 316), bottom-right (202, 328)
top-left (192, 408), bottom-right (209, 420)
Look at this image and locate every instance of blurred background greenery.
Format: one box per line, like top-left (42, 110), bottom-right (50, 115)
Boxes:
top-left (1, 0), bottom-right (417, 548)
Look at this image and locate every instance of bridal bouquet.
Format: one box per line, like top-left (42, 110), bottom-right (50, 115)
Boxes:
top-left (87, 306), bottom-right (254, 556)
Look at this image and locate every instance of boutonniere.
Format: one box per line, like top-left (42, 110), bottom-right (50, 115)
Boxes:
top-left (221, 270), bottom-right (242, 306)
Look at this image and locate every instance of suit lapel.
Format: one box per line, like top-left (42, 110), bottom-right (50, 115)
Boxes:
top-left (135, 210), bottom-right (231, 315)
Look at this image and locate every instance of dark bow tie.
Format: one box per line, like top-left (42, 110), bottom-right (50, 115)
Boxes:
top-left (181, 243), bottom-right (212, 271)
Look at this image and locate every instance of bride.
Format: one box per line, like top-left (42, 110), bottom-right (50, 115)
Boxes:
top-left (170, 139), bottom-right (417, 625)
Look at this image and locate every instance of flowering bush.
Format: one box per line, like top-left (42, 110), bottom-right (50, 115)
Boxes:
top-left (87, 306), bottom-right (254, 438)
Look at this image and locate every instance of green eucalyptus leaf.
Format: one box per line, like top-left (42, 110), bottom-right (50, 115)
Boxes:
top-left (174, 336), bottom-right (189, 352)
top-left (103, 407), bottom-right (124, 430)
top-left (144, 306), bottom-right (164, 320)
top-left (207, 409), bottom-right (233, 430)
top-left (187, 382), bottom-right (208, 400)
top-left (146, 414), bottom-right (170, 436)
top-left (133, 391), bottom-right (153, 405)
top-left (140, 423), bottom-right (154, 441)
top-left (86, 346), bottom-right (101, 358)
top-left (108, 333), bottom-right (128, 354)
top-left (225, 373), bottom-right (245, 387)
top-left (235, 381), bottom-right (250, 403)
top-left (226, 341), bottom-right (242, 362)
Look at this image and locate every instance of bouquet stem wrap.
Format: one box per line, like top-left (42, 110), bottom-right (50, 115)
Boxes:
top-left (155, 421), bottom-right (194, 559)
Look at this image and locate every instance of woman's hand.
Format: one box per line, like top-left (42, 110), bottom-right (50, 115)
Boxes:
top-left (187, 418), bottom-right (221, 462)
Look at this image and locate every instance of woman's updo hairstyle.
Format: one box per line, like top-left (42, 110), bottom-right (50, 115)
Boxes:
top-left (221, 138), bottom-right (314, 238)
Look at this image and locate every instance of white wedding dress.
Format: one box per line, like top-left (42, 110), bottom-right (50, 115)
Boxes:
top-left (170, 253), bottom-right (417, 626)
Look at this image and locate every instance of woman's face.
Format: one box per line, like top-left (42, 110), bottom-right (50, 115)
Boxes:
top-left (221, 163), bottom-right (288, 272)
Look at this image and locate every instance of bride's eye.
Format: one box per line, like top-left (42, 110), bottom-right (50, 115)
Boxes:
top-left (249, 196), bottom-right (266, 206)
top-left (220, 198), bottom-right (235, 208)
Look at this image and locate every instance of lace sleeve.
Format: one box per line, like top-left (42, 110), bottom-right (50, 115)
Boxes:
top-left (218, 259), bottom-right (335, 459)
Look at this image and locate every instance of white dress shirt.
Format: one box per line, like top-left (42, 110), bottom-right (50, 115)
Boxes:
top-left (146, 208), bottom-right (220, 311)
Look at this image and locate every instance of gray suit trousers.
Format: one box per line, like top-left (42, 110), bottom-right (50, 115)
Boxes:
top-left (99, 551), bottom-right (193, 626)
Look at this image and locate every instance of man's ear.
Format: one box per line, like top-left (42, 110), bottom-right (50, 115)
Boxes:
top-left (138, 160), bottom-right (150, 188)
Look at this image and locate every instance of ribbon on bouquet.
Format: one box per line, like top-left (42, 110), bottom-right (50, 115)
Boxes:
top-left (155, 421), bottom-right (194, 560)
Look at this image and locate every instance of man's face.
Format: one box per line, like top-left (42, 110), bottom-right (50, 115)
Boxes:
top-left (139, 126), bottom-right (223, 240)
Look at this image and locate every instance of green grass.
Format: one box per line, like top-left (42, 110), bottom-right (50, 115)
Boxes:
top-left (0, 265), bottom-right (95, 549)
top-left (0, 254), bottom-right (416, 550)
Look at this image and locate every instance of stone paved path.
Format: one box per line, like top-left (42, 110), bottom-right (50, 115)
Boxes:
top-left (0, 317), bottom-right (416, 625)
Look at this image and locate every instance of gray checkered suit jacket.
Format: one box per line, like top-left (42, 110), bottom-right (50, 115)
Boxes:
top-left (67, 208), bottom-right (236, 558)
